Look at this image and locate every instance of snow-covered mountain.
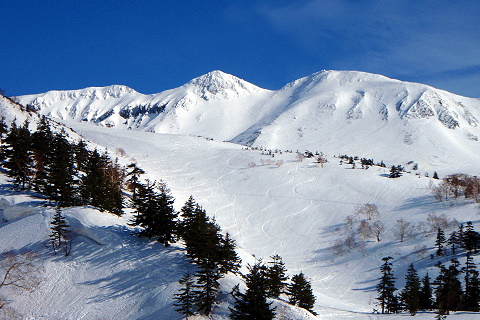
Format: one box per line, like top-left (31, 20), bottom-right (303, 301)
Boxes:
top-left (18, 70), bottom-right (480, 173)
top-left (2, 75), bottom-right (480, 319)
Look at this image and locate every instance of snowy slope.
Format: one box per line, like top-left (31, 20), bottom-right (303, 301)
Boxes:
top-left (62, 122), bottom-right (479, 319)
top-left (18, 71), bottom-right (274, 141)
top-left (18, 70), bottom-right (480, 174)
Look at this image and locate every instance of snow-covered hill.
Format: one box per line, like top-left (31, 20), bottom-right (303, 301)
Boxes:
top-left (4, 71), bottom-right (480, 319)
top-left (18, 70), bottom-right (480, 174)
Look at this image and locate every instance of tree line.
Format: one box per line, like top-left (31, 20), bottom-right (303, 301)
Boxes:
top-left (376, 255), bottom-right (479, 316)
top-left (0, 116), bottom-right (124, 214)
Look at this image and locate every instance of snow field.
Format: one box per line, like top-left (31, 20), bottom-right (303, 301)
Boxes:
top-left (66, 123), bottom-right (480, 318)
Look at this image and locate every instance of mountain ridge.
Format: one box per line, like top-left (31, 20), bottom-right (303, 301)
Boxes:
top-left (17, 70), bottom-right (480, 173)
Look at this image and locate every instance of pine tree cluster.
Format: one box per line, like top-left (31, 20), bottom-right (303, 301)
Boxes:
top-left (0, 117), bottom-right (124, 214)
top-left (376, 256), bottom-right (480, 316)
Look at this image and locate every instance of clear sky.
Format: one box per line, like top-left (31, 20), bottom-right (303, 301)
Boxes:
top-left (2, 0), bottom-right (480, 97)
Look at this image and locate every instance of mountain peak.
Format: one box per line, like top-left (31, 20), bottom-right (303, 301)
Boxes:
top-left (185, 70), bottom-right (265, 100)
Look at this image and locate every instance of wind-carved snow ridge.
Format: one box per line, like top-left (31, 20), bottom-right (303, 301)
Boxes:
top-left (186, 70), bottom-right (262, 100)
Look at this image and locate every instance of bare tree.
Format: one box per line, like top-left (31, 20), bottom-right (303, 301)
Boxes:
top-left (344, 215), bottom-right (355, 230)
top-left (316, 156), bottom-right (327, 168)
top-left (0, 251), bottom-right (42, 311)
top-left (358, 220), bottom-right (372, 240)
top-left (354, 203), bottom-right (379, 220)
top-left (427, 213), bottom-right (448, 231)
top-left (393, 219), bottom-right (412, 242)
top-left (372, 221), bottom-right (385, 242)
top-left (296, 152), bottom-right (305, 162)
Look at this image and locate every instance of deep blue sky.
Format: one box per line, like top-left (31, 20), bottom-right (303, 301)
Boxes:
top-left (2, 1), bottom-right (480, 97)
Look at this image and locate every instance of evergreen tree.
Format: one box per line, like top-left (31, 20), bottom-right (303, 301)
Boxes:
top-left (436, 228), bottom-right (446, 256)
top-left (129, 180), bottom-right (177, 246)
top-left (265, 254), bottom-right (288, 298)
top-left (433, 171), bottom-right (439, 179)
top-left (125, 163), bottom-right (145, 199)
top-left (389, 165), bottom-right (402, 178)
top-left (80, 149), bottom-right (124, 215)
top-left (49, 206), bottom-right (71, 256)
top-left (463, 222), bottom-right (479, 254)
top-left (44, 132), bottom-right (77, 206)
top-left (401, 264), bottom-right (420, 315)
top-left (217, 232), bottom-right (241, 275)
top-left (31, 116), bottom-right (53, 192)
top-left (447, 231), bottom-right (460, 255)
top-left (230, 260), bottom-right (276, 320)
top-left (179, 198), bottom-right (240, 273)
top-left (174, 271), bottom-right (196, 319)
top-left (101, 157), bottom-right (124, 216)
top-left (434, 259), bottom-right (463, 315)
top-left (418, 273), bottom-right (433, 310)
top-left (194, 260), bottom-right (221, 316)
top-left (286, 272), bottom-right (317, 315)
top-left (2, 120), bottom-right (34, 189)
top-left (463, 253), bottom-right (480, 311)
top-left (376, 256), bottom-right (397, 314)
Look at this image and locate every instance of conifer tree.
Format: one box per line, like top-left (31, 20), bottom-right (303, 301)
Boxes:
top-left (419, 273), bottom-right (433, 310)
top-left (286, 272), bottom-right (317, 315)
top-left (265, 254), bottom-right (288, 298)
top-left (125, 163), bottom-right (145, 199)
top-left (434, 259), bottom-right (463, 315)
top-left (217, 232), bottom-right (241, 275)
top-left (44, 132), bottom-right (77, 206)
top-left (194, 260), bottom-right (221, 316)
top-left (230, 260), bottom-right (276, 320)
top-left (376, 257), bottom-right (397, 314)
top-left (447, 231), bottom-right (460, 255)
top-left (80, 149), bottom-right (124, 215)
top-left (463, 222), bottom-right (479, 254)
top-left (31, 116), bottom-right (53, 192)
top-left (401, 264), bottom-right (420, 315)
top-left (49, 206), bottom-right (71, 256)
top-left (389, 165), bottom-right (402, 178)
top-left (2, 120), bottom-right (34, 189)
top-left (436, 228), bottom-right (446, 256)
top-left (130, 180), bottom-right (177, 246)
top-left (174, 271), bottom-right (196, 319)
top-left (463, 253), bottom-right (480, 311)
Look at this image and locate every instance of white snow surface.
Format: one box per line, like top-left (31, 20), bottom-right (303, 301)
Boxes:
top-left (17, 70), bottom-right (480, 175)
top-left (3, 71), bottom-right (480, 319)
top-left (0, 120), bottom-right (475, 319)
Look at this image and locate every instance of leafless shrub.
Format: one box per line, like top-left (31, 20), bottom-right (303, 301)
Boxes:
top-left (316, 156), bottom-right (328, 168)
top-left (331, 239), bottom-right (345, 256)
top-left (354, 203), bottom-right (379, 220)
top-left (372, 221), bottom-right (385, 242)
top-left (417, 221), bottom-right (431, 237)
top-left (296, 153), bottom-right (305, 162)
top-left (393, 219), bottom-right (413, 242)
top-left (248, 162), bottom-right (257, 168)
top-left (116, 148), bottom-right (127, 157)
top-left (427, 213), bottom-right (449, 231)
top-left (0, 251), bottom-right (43, 312)
top-left (344, 234), bottom-right (357, 250)
top-left (344, 215), bottom-right (355, 230)
top-left (358, 220), bottom-right (372, 240)
top-left (414, 244), bottom-right (428, 259)
top-left (275, 160), bottom-right (284, 168)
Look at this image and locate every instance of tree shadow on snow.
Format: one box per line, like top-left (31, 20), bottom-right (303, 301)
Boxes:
top-left (16, 225), bottom-right (189, 320)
